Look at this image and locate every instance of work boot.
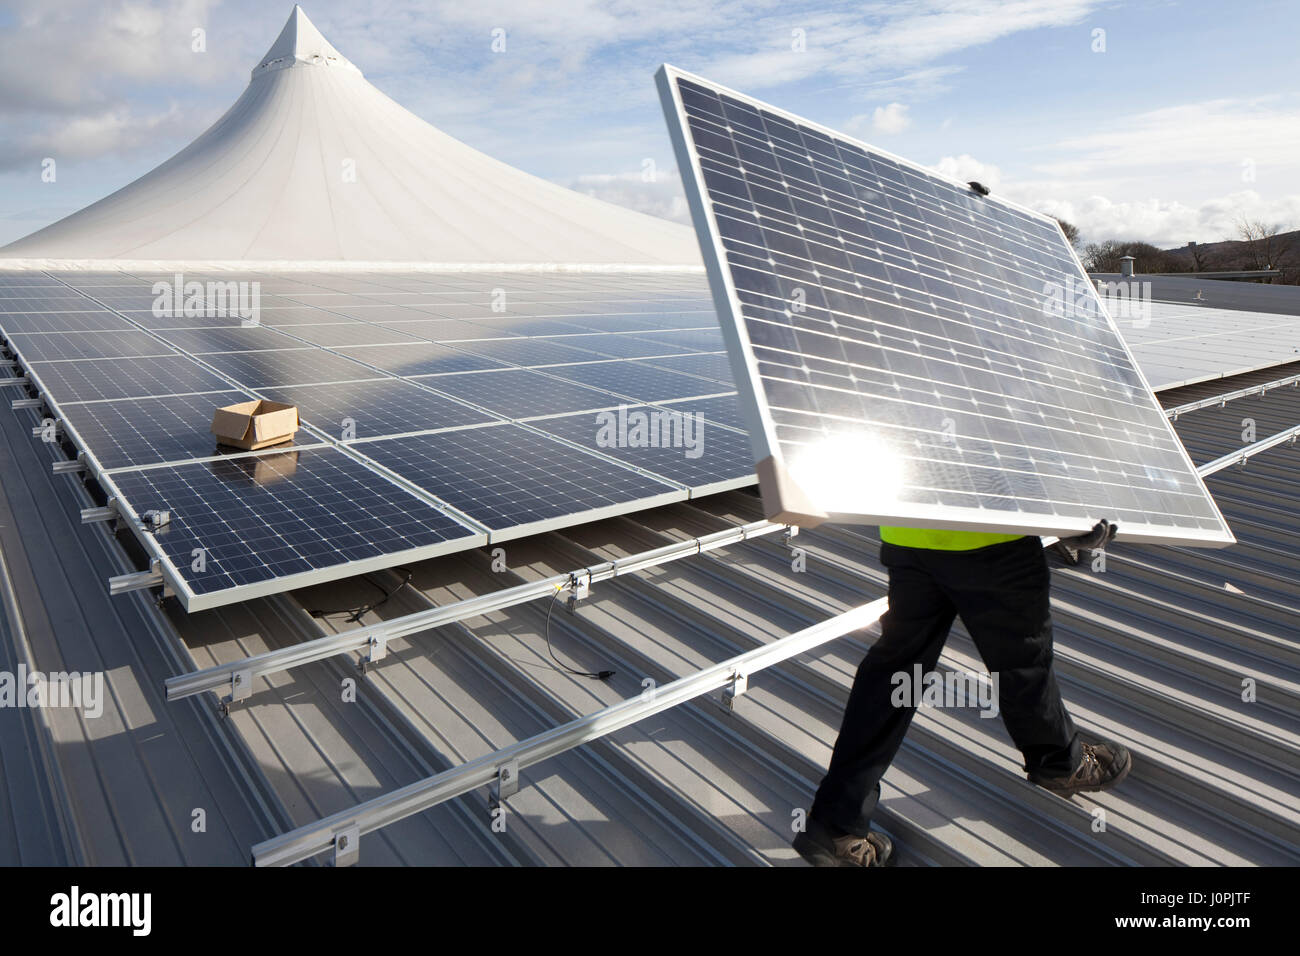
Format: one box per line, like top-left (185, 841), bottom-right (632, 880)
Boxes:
top-left (793, 818), bottom-right (894, 867)
top-left (1030, 739), bottom-right (1132, 798)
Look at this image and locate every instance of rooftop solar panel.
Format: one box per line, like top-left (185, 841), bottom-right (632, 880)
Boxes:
top-left (657, 65), bottom-right (1233, 546)
top-left (530, 406), bottom-right (754, 491)
top-left (26, 354), bottom-right (235, 402)
top-left (542, 360), bottom-right (726, 402)
top-left (260, 378), bottom-right (501, 439)
top-left (414, 367), bottom-right (624, 419)
top-left (4, 330), bottom-right (175, 361)
top-left (197, 348), bottom-right (384, 387)
top-left (108, 447), bottom-right (482, 607)
top-left (356, 424), bottom-right (683, 536)
top-left (2, 269), bottom-right (756, 610)
top-left (57, 390), bottom-right (257, 470)
top-left (0, 309), bottom-right (136, 334)
top-left (334, 343), bottom-right (508, 376)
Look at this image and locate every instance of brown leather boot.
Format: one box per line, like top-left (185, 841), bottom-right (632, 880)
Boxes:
top-left (1030, 739), bottom-right (1132, 798)
top-left (793, 820), bottom-right (894, 867)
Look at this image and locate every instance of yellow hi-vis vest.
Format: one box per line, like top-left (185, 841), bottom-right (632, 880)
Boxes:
top-left (879, 527), bottom-right (1024, 551)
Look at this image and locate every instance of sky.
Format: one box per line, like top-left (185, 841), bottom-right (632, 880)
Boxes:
top-left (1, 0), bottom-right (1297, 249)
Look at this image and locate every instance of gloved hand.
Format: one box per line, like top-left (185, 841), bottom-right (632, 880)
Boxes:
top-left (1052, 520), bottom-right (1118, 566)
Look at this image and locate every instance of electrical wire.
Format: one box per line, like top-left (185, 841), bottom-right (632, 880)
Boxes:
top-left (542, 581), bottom-right (614, 681)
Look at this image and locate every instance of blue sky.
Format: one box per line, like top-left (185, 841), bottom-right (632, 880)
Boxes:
top-left (1, 0), bottom-right (1297, 248)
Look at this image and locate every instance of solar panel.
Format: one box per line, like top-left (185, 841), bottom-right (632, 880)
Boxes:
top-left (418, 367), bottom-right (630, 419)
top-left (197, 348), bottom-right (384, 387)
top-left (635, 353), bottom-right (736, 384)
top-left (155, 326), bottom-right (303, 354)
top-left (108, 447), bottom-right (482, 603)
top-left (657, 66), bottom-right (1233, 546)
top-left (0, 309), bottom-right (136, 334)
top-left (531, 407), bottom-right (754, 490)
top-left (4, 330), bottom-right (175, 361)
top-left (58, 390), bottom-right (256, 470)
top-left (334, 343), bottom-right (508, 376)
top-left (356, 424), bottom-right (683, 535)
top-left (659, 393), bottom-right (748, 432)
top-left (1, 269), bottom-right (752, 610)
top-left (260, 379), bottom-right (501, 439)
top-left (542, 360), bottom-right (726, 402)
top-left (27, 354), bottom-right (234, 402)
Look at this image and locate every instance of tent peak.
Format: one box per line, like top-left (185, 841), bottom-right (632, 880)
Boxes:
top-left (253, 5), bottom-right (360, 79)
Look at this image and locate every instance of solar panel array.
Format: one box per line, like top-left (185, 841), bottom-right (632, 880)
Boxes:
top-left (657, 66), bottom-right (1233, 546)
top-left (0, 269), bottom-right (754, 610)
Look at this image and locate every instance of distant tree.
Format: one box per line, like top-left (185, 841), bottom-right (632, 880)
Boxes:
top-left (1080, 239), bottom-right (1181, 274)
top-left (1052, 217), bottom-right (1081, 248)
top-left (1235, 217), bottom-right (1293, 272)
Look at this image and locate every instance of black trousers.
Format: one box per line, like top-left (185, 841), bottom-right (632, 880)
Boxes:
top-left (810, 535), bottom-right (1081, 836)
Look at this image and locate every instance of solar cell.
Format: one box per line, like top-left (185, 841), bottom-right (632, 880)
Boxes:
top-left (658, 65), bottom-right (1232, 545)
top-left (357, 424), bottom-right (682, 534)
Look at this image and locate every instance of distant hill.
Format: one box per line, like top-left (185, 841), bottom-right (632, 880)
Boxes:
top-left (1081, 229), bottom-right (1299, 285)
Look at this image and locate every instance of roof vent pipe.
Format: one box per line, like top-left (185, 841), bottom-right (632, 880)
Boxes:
top-left (1120, 255), bottom-right (1135, 277)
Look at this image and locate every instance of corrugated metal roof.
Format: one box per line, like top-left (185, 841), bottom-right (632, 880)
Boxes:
top-left (1092, 274), bottom-right (1300, 316)
top-left (2, 361), bottom-right (1298, 866)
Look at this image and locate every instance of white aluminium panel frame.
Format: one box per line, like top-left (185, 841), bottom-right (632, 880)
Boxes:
top-left (655, 64), bottom-right (1234, 548)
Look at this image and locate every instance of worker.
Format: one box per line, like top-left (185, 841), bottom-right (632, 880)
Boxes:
top-left (793, 521), bottom-right (1131, 867)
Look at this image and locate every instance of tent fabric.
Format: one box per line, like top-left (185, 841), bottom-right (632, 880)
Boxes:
top-left (0, 6), bottom-right (700, 268)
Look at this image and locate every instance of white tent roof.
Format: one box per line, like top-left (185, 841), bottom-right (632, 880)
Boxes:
top-left (1, 6), bottom-right (700, 270)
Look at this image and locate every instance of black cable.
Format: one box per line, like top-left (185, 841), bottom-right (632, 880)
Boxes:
top-left (542, 582), bottom-right (614, 681)
top-left (310, 567), bottom-right (413, 624)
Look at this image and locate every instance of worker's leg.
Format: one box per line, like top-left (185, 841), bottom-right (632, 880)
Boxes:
top-left (809, 544), bottom-right (957, 836)
top-left (942, 537), bottom-right (1080, 777)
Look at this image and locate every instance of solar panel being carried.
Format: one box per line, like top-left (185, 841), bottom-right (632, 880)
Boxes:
top-left (656, 65), bottom-right (1233, 547)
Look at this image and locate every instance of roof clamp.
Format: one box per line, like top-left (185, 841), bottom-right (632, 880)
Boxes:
top-left (489, 758), bottom-right (520, 809)
top-left (81, 497), bottom-right (120, 528)
top-left (718, 667), bottom-right (749, 712)
top-left (360, 628), bottom-right (388, 672)
top-left (51, 453), bottom-right (86, 475)
top-left (783, 525), bottom-right (800, 547)
top-left (219, 668), bottom-right (254, 718)
top-left (333, 824), bottom-right (360, 868)
top-left (565, 570), bottom-right (591, 612)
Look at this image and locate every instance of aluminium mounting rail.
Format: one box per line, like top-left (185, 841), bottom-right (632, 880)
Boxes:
top-left (250, 596), bottom-right (888, 866)
top-left (1165, 372), bottom-right (1300, 419)
top-left (1197, 424), bottom-right (1300, 477)
top-left (165, 518), bottom-right (791, 704)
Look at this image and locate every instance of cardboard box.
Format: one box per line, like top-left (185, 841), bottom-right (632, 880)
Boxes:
top-left (211, 400), bottom-right (299, 450)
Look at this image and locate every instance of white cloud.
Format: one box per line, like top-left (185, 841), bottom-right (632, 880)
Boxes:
top-left (870, 102), bottom-right (910, 134)
top-left (932, 154), bottom-right (1002, 191)
top-left (561, 169), bottom-right (692, 224)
